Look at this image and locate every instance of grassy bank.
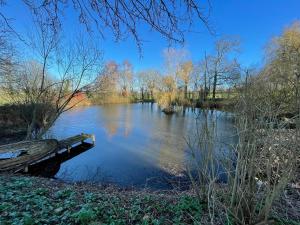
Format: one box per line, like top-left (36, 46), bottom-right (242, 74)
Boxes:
top-left (196, 98), bottom-right (236, 111)
top-left (0, 175), bottom-right (206, 225)
top-left (0, 175), bottom-right (299, 225)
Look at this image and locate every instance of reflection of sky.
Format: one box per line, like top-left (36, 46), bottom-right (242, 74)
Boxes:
top-left (49, 103), bottom-right (236, 188)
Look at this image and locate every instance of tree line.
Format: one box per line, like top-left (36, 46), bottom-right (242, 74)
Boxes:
top-left (92, 36), bottom-right (240, 112)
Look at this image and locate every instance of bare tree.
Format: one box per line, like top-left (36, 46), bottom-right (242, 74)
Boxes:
top-left (193, 53), bottom-right (210, 103)
top-left (119, 60), bottom-right (133, 97)
top-left (17, 0), bottom-right (212, 51)
top-left (177, 61), bottom-right (193, 99)
top-left (208, 37), bottom-right (240, 100)
top-left (95, 61), bottom-right (118, 102)
top-left (203, 51), bottom-right (210, 101)
top-left (53, 36), bottom-right (102, 113)
top-left (136, 70), bottom-right (148, 101)
top-left (145, 69), bottom-right (160, 100)
top-left (163, 48), bottom-right (190, 86)
top-left (2, 16), bottom-right (102, 139)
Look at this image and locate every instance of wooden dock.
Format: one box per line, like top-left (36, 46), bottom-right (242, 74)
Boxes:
top-left (58, 133), bottom-right (95, 153)
top-left (0, 133), bottom-right (95, 173)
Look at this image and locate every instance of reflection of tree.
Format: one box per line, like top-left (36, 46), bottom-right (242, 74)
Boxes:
top-left (123, 105), bottom-right (132, 137)
top-left (101, 105), bottom-right (133, 138)
top-left (101, 105), bottom-right (121, 138)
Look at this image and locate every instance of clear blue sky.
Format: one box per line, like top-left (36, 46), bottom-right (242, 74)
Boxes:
top-left (2, 0), bottom-right (300, 72)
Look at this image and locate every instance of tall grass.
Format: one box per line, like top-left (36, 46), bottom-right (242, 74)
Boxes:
top-left (187, 80), bottom-right (299, 224)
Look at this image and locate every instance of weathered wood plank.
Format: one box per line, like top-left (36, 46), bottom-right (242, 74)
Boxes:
top-left (0, 133), bottom-right (95, 172)
top-left (58, 133), bottom-right (95, 149)
top-left (0, 139), bottom-right (59, 172)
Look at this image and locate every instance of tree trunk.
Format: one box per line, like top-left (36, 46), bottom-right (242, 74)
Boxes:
top-left (198, 88), bottom-right (204, 103)
top-left (204, 51), bottom-right (208, 102)
top-left (199, 89), bottom-right (202, 103)
top-left (208, 77), bottom-right (211, 98)
top-left (212, 71), bottom-right (217, 101)
top-left (26, 106), bottom-right (37, 140)
top-left (141, 87), bottom-right (144, 102)
top-left (184, 82), bottom-right (188, 99)
top-left (204, 73), bottom-right (207, 102)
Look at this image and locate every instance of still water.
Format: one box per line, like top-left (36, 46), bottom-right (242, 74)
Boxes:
top-left (49, 103), bottom-right (236, 189)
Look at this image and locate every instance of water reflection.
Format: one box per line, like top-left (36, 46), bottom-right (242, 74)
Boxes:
top-left (101, 105), bottom-right (121, 138)
top-left (49, 103), bottom-right (236, 189)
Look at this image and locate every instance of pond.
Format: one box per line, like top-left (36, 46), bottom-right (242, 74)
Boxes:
top-left (47, 103), bottom-right (236, 189)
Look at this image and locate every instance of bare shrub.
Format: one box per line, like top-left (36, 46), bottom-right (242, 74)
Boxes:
top-left (188, 22), bottom-right (300, 225)
top-left (1, 21), bottom-right (102, 139)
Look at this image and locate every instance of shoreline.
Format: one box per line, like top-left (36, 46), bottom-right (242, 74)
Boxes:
top-left (1, 174), bottom-right (299, 224)
top-left (0, 174), bottom-right (211, 225)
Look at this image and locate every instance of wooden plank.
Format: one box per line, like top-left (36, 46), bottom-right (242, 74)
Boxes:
top-left (58, 133), bottom-right (94, 149)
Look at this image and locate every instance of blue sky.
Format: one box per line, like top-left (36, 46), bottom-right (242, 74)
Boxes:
top-left (101, 0), bottom-right (300, 71)
top-left (2, 0), bottom-right (300, 72)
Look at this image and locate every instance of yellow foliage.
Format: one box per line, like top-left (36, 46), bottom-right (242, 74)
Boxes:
top-left (279, 21), bottom-right (300, 49)
top-left (155, 91), bottom-right (177, 109)
top-left (177, 61), bottom-right (193, 84)
top-left (155, 75), bottom-right (177, 109)
top-left (162, 75), bottom-right (176, 92)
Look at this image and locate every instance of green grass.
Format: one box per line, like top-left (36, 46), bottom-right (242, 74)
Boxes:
top-left (0, 175), bottom-right (298, 225)
top-left (0, 92), bottom-right (9, 105)
top-left (0, 175), bottom-right (204, 225)
top-left (206, 92), bottom-right (238, 99)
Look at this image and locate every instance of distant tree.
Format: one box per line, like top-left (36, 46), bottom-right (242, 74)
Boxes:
top-left (177, 61), bottom-right (193, 99)
top-left (137, 71), bottom-right (148, 101)
top-left (119, 60), bottom-right (133, 97)
top-left (96, 61), bottom-right (119, 95)
top-left (156, 75), bottom-right (177, 113)
top-left (203, 51), bottom-right (210, 101)
top-left (163, 48), bottom-right (189, 86)
top-left (144, 70), bottom-right (161, 100)
top-left (190, 61), bottom-right (203, 101)
top-left (208, 37), bottom-right (240, 100)
top-left (191, 54), bottom-right (210, 103)
top-left (162, 75), bottom-right (176, 93)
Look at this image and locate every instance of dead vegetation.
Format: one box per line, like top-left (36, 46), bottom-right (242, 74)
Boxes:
top-left (187, 22), bottom-right (300, 225)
